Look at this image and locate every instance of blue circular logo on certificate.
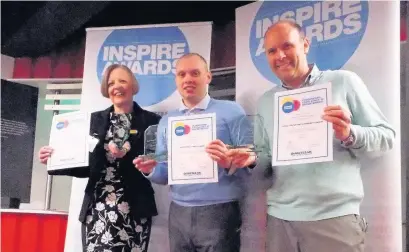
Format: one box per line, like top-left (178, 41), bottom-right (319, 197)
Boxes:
top-left (281, 97), bottom-right (300, 113)
top-left (175, 126), bottom-right (185, 136)
top-left (56, 122), bottom-right (64, 129)
top-left (56, 120), bottom-right (68, 130)
top-left (174, 123), bottom-right (190, 136)
top-left (249, 1), bottom-right (369, 85)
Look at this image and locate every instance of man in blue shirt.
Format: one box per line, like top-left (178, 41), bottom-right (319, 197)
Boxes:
top-left (227, 20), bottom-right (395, 252)
top-left (133, 53), bottom-right (252, 252)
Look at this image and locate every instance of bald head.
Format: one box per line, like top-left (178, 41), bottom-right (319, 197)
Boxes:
top-left (262, 19), bottom-right (311, 88)
top-left (176, 53), bottom-right (209, 72)
top-left (264, 20), bottom-right (305, 40)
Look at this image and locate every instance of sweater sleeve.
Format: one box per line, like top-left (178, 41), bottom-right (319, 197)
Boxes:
top-left (343, 71), bottom-right (396, 158)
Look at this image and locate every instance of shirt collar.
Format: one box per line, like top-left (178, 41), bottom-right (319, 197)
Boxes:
top-left (281, 64), bottom-right (321, 89)
top-left (179, 94), bottom-right (211, 113)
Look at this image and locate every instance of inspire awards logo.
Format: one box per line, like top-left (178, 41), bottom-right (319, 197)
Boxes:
top-left (249, 1), bottom-right (369, 85)
top-left (97, 26), bottom-right (191, 107)
top-left (174, 122), bottom-right (191, 136)
top-left (281, 97), bottom-right (301, 113)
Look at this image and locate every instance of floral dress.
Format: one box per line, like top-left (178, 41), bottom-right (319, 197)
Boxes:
top-left (85, 112), bottom-right (151, 252)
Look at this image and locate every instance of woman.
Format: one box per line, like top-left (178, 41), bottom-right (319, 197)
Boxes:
top-left (39, 64), bottom-right (161, 252)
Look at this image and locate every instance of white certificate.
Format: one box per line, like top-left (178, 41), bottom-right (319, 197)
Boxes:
top-left (167, 113), bottom-right (217, 185)
top-left (272, 83), bottom-right (333, 166)
top-left (47, 111), bottom-right (90, 171)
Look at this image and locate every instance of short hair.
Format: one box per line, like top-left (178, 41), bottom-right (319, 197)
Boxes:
top-left (100, 64), bottom-right (140, 98)
top-left (176, 52), bottom-right (210, 72)
top-left (264, 20), bottom-right (305, 39)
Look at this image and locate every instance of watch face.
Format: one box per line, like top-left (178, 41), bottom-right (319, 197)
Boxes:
top-left (344, 135), bottom-right (354, 146)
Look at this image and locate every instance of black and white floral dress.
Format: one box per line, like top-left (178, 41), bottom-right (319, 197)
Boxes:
top-left (84, 112), bottom-right (151, 252)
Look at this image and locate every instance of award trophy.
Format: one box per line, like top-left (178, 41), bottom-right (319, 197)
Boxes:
top-left (139, 125), bottom-right (168, 163)
top-left (226, 114), bottom-right (268, 175)
top-left (227, 114), bottom-right (267, 154)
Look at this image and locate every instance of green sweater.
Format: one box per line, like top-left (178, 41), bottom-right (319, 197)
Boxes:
top-left (254, 65), bottom-right (396, 221)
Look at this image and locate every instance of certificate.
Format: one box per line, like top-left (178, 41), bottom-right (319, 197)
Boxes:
top-left (272, 83), bottom-right (333, 166)
top-left (167, 113), bottom-right (217, 185)
top-left (47, 111), bottom-right (90, 171)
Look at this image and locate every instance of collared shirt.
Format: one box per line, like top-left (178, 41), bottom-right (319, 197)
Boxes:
top-left (178, 94), bottom-right (211, 114)
top-left (281, 64), bottom-right (323, 90)
top-left (146, 97), bottom-right (252, 207)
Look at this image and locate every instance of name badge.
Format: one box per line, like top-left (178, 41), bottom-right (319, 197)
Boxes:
top-left (130, 129), bottom-right (138, 135)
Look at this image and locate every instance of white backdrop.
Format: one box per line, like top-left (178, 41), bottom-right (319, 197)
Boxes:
top-left (236, 1), bottom-right (401, 252)
top-left (64, 21), bottom-right (212, 252)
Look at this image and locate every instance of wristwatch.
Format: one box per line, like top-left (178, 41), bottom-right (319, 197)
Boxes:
top-left (341, 131), bottom-right (355, 147)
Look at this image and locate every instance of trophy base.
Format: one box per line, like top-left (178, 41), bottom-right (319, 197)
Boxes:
top-left (226, 144), bottom-right (262, 156)
top-left (139, 154), bottom-right (168, 163)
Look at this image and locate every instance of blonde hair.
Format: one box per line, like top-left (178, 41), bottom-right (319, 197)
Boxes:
top-left (100, 64), bottom-right (140, 98)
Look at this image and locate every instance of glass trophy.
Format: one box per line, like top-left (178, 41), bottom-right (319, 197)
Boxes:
top-left (226, 114), bottom-right (267, 155)
top-left (224, 114), bottom-right (269, 175)
top-left (139, 125), bottom-right (168, 163)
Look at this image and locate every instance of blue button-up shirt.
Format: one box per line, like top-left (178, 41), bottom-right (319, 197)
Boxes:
top-left (147, 95), bottom-right (252, 207)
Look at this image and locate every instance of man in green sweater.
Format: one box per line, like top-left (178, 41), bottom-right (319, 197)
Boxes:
top-left (228, 20), bottom-right (396, 251)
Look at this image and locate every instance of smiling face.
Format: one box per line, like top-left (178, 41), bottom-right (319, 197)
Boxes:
top-left (264, 22), bottom-right (310, 86)
top-left (175, 55), bottom-right (211, 107)
top-left (107, 67), bottom-right (135, 107)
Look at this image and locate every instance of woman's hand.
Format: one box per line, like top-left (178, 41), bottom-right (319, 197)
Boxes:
top-left (39, 146), bottom-right (53, 164)
top-left (108, 141), bottom-right (130, 159)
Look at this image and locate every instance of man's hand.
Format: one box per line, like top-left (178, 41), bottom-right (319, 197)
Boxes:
top-left (322, 105), bottom-right (352, 141)
top-left (205, 139), bottom-right (232, 169)
top-left (226, 148), bottom-right (257, 168)
top-left (133, 157), bottom-right (157, 175)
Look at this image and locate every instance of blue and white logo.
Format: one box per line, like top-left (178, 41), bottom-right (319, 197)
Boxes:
top-left (97, 27), bottom-right (190, 106)
top-left (249, 1), bottom-right (369, 85)
top-left (56, 122), bottom-right (65, 129)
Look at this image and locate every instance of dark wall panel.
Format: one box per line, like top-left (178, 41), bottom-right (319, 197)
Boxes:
top-left (1, 80), bottom-right (38, 204)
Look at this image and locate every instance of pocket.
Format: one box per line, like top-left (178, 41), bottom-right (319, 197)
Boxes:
top-left (353, 214), bottom-right (368, 234)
